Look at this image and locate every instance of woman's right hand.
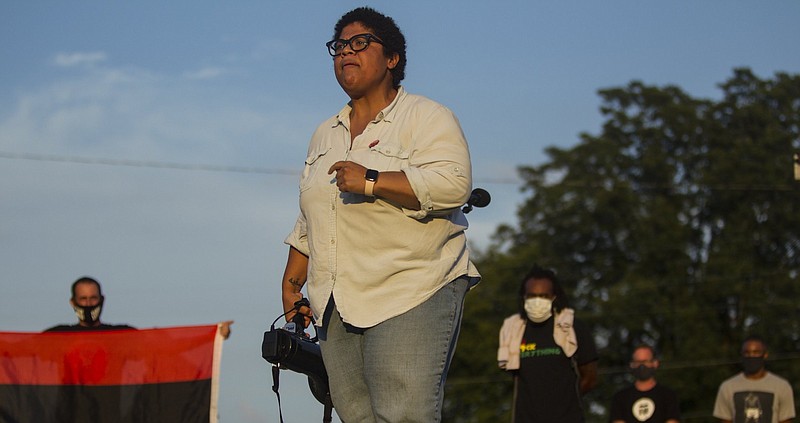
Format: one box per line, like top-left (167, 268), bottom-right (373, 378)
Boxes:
top-left (280, 246), bottom-right (312, 328)
top-left (282, 291), bottom-right (313, 328)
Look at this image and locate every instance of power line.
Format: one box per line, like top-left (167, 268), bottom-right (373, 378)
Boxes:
top-left (444, 353), bottom-right (800, 386)
top-left (5, 150), bottom-right (796, 189)
top-left (0, 151), bottom-right (523, 185)
top-left (0, 151), bottom-right (298, 176)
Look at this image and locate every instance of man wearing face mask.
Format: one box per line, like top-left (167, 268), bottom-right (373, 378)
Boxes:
top-left (497, 265), bottom-right (598, 423)
top-left (45, 276), bottom-right (234, 338)
top-left (713, 335), bottom-right (795, 423)
top-left (45, 276), bottom-right (135, 332)
top-left (609, 345), bottom-right (681, 423)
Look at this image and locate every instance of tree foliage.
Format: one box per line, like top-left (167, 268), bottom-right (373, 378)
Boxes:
top-left (443, 68), bottom-right (800, 422)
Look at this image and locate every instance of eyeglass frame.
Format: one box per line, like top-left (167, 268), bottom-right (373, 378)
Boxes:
top-left (326, 33), bottom-right (385, 57)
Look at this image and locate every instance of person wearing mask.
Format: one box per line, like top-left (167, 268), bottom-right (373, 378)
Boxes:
top-left (713, 335), bottom-right (795, 423)
top-left (497, 265), bottom-right (598, 422)
top-left (609, 344), bottom-right (680, 423)
top-left (279, 6), bottom-right (479, 422)
top-left (45, 276), bottom-right (135, 332)
top-left (45, 276), bottom-right (232, 337)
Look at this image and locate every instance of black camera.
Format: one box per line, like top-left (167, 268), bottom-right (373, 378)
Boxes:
top-left (262, 299), bottom-right (330, 404)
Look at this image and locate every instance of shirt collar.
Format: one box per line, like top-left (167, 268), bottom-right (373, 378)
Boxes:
top-left (332, 86), bottom-right (406, 128)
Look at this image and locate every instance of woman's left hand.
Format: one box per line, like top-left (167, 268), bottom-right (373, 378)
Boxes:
top-left (329, 160), bottom-right (368, 194)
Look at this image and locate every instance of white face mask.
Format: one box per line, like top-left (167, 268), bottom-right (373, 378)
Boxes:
top-left (524, 297), bottom-right (553, 323)
top-left (73, 303), bottom-right (102, 324)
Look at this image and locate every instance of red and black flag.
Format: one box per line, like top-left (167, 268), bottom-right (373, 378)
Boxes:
top-left (0, 325), bottom-right (223, 423)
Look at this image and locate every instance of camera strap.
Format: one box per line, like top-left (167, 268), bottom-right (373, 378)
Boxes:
top-left (271, 364), bottom-right (287, 423)
top-left (272, 363), bottom-right (334, 423)
top-left (323, 394), bottom-right (333, 422)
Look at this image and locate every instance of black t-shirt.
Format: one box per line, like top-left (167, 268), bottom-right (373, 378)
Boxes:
top-left (44, 323), bottom-right (135, 332)
top-left (609, 383), bottom-right (681, 423)
top-left (514, 316), bottom-right (598, 423)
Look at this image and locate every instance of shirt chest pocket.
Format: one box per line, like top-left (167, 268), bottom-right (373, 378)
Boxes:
top-left (300, 146), bottom-right (332, 192)
top-left (359, 142), bottom-right (410, 171)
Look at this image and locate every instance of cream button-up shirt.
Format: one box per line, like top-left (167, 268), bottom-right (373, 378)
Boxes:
top-left (285, 88), bottom-right (480, 328)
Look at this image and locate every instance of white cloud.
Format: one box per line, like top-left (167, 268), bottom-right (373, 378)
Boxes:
top-left (183, 67), bottom-right (226, 80)
top-left (53, 51), bottom-right (108, 68)
top-left (0, 59), bottom-right (309, 166)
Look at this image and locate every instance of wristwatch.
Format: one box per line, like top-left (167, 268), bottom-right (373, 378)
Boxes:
top-left (364, 169), bottom-right (379, 197)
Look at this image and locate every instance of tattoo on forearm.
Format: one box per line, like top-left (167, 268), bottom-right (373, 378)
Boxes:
top-left (288, 277), bottom-right (303, 292)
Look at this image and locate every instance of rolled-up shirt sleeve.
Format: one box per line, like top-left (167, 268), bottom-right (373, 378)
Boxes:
top-left (400, 105), bottom-right (472, 219)
top-left (283, 212), bottom-right (310, 256)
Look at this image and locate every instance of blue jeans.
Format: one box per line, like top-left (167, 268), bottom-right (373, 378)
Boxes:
top-left (318, 276), bottom-right (471, 423)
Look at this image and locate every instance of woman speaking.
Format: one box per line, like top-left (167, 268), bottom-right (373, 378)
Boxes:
top-left (280, 7), bottom-right (480, 422)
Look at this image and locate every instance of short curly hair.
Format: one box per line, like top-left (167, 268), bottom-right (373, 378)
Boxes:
top-left (333, 7), bottom-right (406, 89)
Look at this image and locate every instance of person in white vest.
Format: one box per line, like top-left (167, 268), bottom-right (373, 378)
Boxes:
top-left (498, 264), bottom-right (598, 423)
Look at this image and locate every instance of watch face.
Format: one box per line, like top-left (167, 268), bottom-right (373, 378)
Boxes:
top-left (365, 169), bottom-right (379, 182)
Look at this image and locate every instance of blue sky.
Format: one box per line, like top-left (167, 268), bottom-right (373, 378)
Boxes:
top-left (2, 1), bottom-right (799, 422)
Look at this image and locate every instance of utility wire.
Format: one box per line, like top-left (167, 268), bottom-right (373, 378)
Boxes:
top-left (0, 151), bottom-right (522, 185)
top-left (3, 150), bottom-right (796, 188)
top-left (445, 352), bottom-right (800, 386)
top-left (0, 151), bottom-right (298, 176)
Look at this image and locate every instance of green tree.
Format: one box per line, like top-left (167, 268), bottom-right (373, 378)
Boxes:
top-left (444, 68), bottom-right (800, 422)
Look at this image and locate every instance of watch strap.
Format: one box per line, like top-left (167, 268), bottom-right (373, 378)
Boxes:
top-left (364, 179), bottom-right (376, 197)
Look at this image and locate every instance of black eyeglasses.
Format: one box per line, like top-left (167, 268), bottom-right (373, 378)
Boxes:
top-left (326, 33), bottom-right (384, 57)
